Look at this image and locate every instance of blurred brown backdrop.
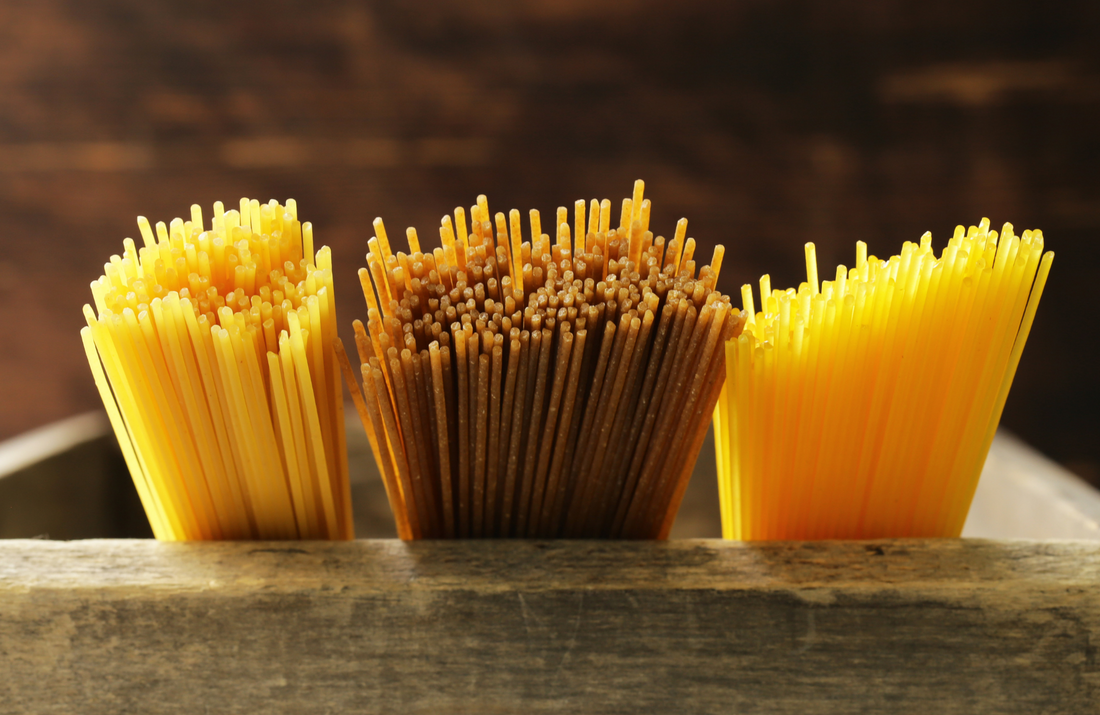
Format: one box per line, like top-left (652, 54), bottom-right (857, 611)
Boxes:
top-left (1, 1), bottom-right (1097, 484)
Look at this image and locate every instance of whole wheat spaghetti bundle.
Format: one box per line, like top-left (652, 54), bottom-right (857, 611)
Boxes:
top-left (82, 199), bottom-right (352, 541)
top-left (714, 220), bottom-right (1053, 540)
top-left (344, 181), bottom-right (744, 539)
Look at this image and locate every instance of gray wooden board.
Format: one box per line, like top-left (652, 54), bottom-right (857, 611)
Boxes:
top-left (9, 411), bottom-right (1100, 541)
top-left (1, 539), bottom-right (1098, 714)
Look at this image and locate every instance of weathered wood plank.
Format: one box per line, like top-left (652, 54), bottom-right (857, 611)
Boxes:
top-left (1, 539), bottom-right (1097, 714)
top-left (963, 432), bottom-right (1100, 539)
top-left (0, 413), bottom-right (148, 539)
top-left (8, 414), bottom-right (1100, 541)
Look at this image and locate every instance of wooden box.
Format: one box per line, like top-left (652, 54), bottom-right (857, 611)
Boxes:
top-left (1, 413), bottom-right (1098, 713)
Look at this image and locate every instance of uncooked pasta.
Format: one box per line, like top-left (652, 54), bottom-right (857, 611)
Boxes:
top-left (344, 181), bottom-right (743, 539)
top-left (714, 221), bottom-right (1052, 539)
top-left (82, 199), bottom-right (352, 541)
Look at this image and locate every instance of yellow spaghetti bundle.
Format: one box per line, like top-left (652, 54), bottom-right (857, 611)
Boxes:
top-left (81, 199), bottom-right (352, 541)
top-left (715, 220), bottom-right (1053, 540)
top-left (343, 181), bottom-right (744, 539)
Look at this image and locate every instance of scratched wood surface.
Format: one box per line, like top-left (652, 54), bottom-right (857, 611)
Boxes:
top-left (1, 538), bottom-right (1097, 714)
top-left (0, 1), bottom-right (1096, 485)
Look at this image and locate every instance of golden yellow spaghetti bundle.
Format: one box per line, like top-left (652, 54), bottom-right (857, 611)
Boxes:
top-left (81, 199), bottom-right (352, 541)
top-left (715, 220), bottom-right (1053, 540)
top-left (343, 181), bottom-right (743, 539)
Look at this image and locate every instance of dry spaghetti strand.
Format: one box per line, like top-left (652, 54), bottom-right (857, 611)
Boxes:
top-left (715, 222), bottom-right (1052, 540)
top-left (347, 180), bottom-right (743, 539)
top-left (83, 198), bottom-right (353, 540)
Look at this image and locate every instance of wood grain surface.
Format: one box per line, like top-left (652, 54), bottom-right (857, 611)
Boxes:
top-left (2, 538), bottom-right (1097, 713)
top-left (6, 409), bottom-right (1100, 541)
top-left (0, 1), bottom-right (1096, 487)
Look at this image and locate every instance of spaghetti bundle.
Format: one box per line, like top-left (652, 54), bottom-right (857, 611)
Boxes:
top-left (344, 181), bottom-right (743, 539)
top-left (81, 199), bottom-right (353, 541)
top-left (715, 220), bottom-right (1053, 540)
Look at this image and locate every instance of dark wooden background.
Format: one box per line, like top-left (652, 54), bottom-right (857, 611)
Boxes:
top-left (1, 1), bottom-right (1096, 486)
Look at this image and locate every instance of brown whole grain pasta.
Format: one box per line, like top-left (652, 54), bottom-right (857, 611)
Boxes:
top-left (341, 181), bottom-right (744, 538)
